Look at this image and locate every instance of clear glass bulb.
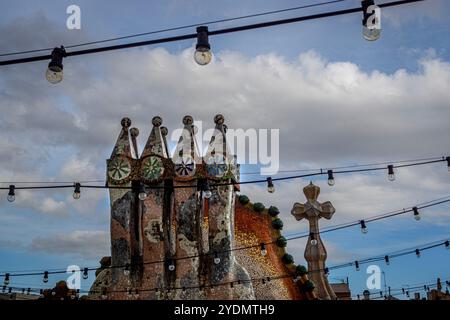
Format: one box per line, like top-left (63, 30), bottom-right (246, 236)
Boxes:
top-left (7, 195), bottom-right (15, 202)
top-left (4, 279), bottom-right (9, 286)
top-left (356, 266), bottom-right (360, 271)
top-left (310, 239), bottom-right (318, 246)
top-left (267, 186), bottom-right (275, 193)
top-left (261, 249), bottom-right (267, 256)
top-left (46, 66), bottom-right (63, 84)
top-left (123, 269), bottom-right (130, 276)
top-left (138, 192), bottom-right (147, 201)
top-left (168, 264), bottom-right (175, 271)
top-left (363, 26), bottom-right (381, 41)
top-left (83, 273), bottom-right (88, 280)
top-left (204, 190), bottom-right (212, 199)
top-left (328, 179), bottom-right (335, 186)
top-left (414, 213), bottom-right (421, 221)
top-left (214, 257), bottom-right (221, 265)
top-left (73, 192), bottom-right (81, 200)
top-left (361, 227), bottom-right (368, 234)
top-left (416, 253), bottom-right (421, 258)
top-left (388, 174), bottom-right (395, 182)
top-left (194, 48), bottom-right (212, 65)
top-left (43, 277), bottom-right (48, 283)
top-left (386, 261), bottom-right (390, 266)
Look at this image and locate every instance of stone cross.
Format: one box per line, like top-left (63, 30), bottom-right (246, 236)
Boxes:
top-left (291, 182), bottom-right (337, 300)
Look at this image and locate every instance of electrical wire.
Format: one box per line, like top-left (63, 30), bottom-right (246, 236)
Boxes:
top-left (0, 155), bottom-right (445, 185)
top-left (0, 193), bottom-right (447, 277)
top-left (0, 0), bottom-right (426, 66)
top-left (0, 156), bottom-right (447, 190)
top-left (0, 0), bottom-right (349, 57)
top-left (2, 238), bottom-right (448, 296)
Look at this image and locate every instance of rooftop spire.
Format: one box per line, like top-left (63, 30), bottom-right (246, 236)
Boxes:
top-left (173, 115), bottom-right (200, 177)
top-left (141, 116), bottom-right (168, 158)
top-left (110, 117), bottom-right (132, 159)
top-left (205, 114), bottom-right (232, 163)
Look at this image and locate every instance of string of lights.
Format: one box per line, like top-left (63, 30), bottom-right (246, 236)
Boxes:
top-left (0, 191), bottom-right (448, 279)
top-left (1, 157), bottom-right (448, 202)
top-left (354, 279), bottom-right (448, 300)
top-left (0, 0), bottom-right (349, 57)
top-left (2, 238), bottom-right (448, 296)
top-left (284, 195), bottom-right (450, 240)
top-left (354, 277), bottom-right (450, 300)
top-left (2, 194), bottom-right (448, 277)
top-left (0, 155), bottom-right (446, 185)
top-left (0, 0), bottom-right (425, 72)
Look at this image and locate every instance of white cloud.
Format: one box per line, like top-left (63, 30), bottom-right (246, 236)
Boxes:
top-left (29, 230), bottom-right (109, 260)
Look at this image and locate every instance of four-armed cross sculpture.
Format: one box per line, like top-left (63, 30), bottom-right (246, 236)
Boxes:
top-left (291, 182), bottom-right (337, 300)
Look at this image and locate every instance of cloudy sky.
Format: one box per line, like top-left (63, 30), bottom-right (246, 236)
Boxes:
top-left (0, 0), bottom-right (449, 299)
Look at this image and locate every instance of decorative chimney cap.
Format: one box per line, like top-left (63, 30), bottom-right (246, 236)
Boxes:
top-left (303, 181), bottom-right (320, 201)
top-left (160, 126), bottom-right (168, 137)
top-left (214, 114), bottom-right (225, 125)
top-left (130, 127), bottom-right (139, 138)
top-left (121, 117), bottom-right (131, 128)
top-left (152, 116), bottom-right (162, 127)
top-left (183, 115), bottom-right (193, 125)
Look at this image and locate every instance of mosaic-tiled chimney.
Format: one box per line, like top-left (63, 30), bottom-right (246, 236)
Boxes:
top-left (101, 115), bottom-right (253, 300)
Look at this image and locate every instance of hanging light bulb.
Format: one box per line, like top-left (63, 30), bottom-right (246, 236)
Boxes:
top-left (138, 184), bottom-right (147, 201)
top-left (46, 46), bottom-right (66, 84)
top-left (310, 232), bottom-right (318, 246)
top-left (82, 267), bottom-right (89, 280)
top-left (445, 240), bottom-right (449, 250)
top-left (213, 251), bottom-right (221, 265)
top-left (362, 0), bottom-right (381, 41)
top-left (194, 26), bottom-right (212, 65)
top-left (415, 249), bottom-right (421, 258)
top-left (446, 156), bottom-right (450, 172)
top-left (355, 261), bottom-right (360, 271)
top-left (260, 243), bottom-right (267, 256)
top-left (2, 286), bottom-right (5, 293)
top-left (387, 165), bottom-right (395, 181)
top-left (27, 288), bottom-right (31, 295)
top-left (266, 177), bottom-right (275, 193)
top-left (202, 180), bottom-right (212, 199)
top-left (384, 255), bottom-right (390, 265)
top-left (123, 263), bottom-right (130, 276)
top-left (3, 273), bottom-right (10, 286)
top-left (327, 170), bottom-right (335, 186)
top-left (360, 220), bottom-right (368, 234)
top-left (39, 289), bottom-right (44, 298)
top-left (73, 182), bottom-right (81, 200)
top-left (43, 271), bottom-right (49, 283)
top-left (324, 267), bottom-right (329, 277)
top-left (7, 185), bottom-right (15, 203)
top-left (168, 260), bottom-right (175, 271)
top-left (412, 206), bottom-right (421, 221)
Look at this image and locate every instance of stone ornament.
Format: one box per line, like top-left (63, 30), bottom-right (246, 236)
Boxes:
top-left (141, 156), bottom-right (165, 181)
